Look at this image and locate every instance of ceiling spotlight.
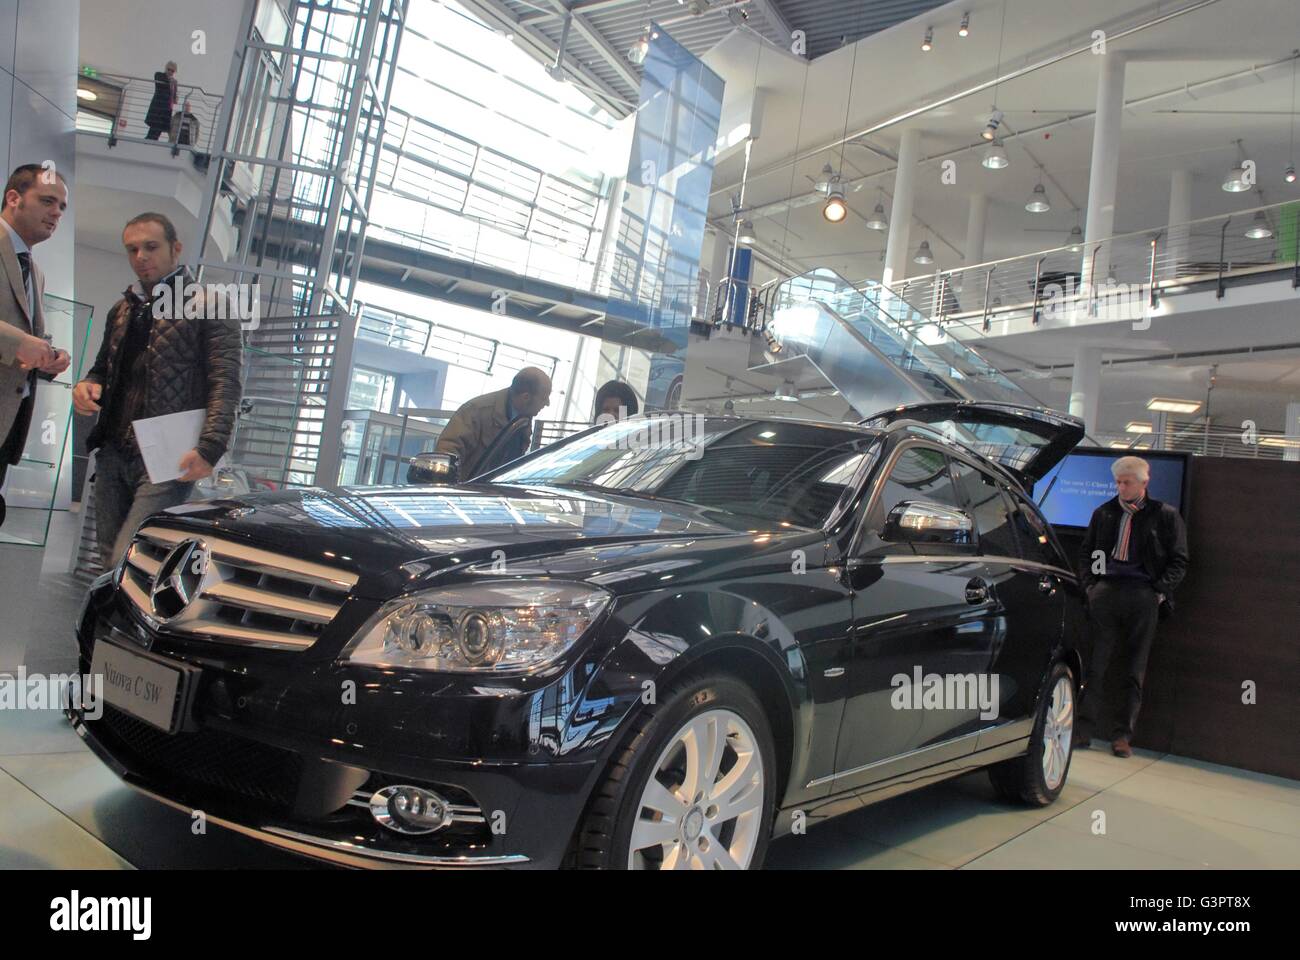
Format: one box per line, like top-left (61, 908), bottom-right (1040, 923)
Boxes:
top-left (76, 87), bottom-right (97, 102)
top-left (1222, 162), bottom-right (1251, 192)
top-left (980, 109), bottom-right (1004, 141)
top-left (823, 182), bottom-right (848, 223)
top-left (1025, 183), bottom-right (1050, 213)
top-left (627, 33), bottom-right (649, 65)
top-left (913, 240), bottom-right (934, 265)
top-left (737, 220), bottom-right (757, 245)
top-left (774, 379), bottom-right (799, 402)
top-left (1245, 210), bottom-right (1273, 239)
top-left (1286, 163), bottom-right (1297, 184)
top-left (921, 27), bottom-right (933, 52)
top-left (959, 12), bottom-right (970, 37)
top-left (865, 201), bottom-right (888, 231)
top-left (1066, 225), bottom-right (1084, 252)
top-left (981, 139), bottom-right (1009, 169)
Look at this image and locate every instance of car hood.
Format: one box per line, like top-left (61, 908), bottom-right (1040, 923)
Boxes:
top-left (158, 483), bottom-right (800, 598)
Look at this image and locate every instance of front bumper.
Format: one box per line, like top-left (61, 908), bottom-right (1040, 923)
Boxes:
top-left (70, 578), bottom-right (610, 869)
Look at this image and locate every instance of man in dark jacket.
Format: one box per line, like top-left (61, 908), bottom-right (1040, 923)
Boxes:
top-left (1076, 455), bottom-right (1189, 757)
top-left (145, 62), bottom-right (177, 140)
top-left (72, 212), bottom-right (242, 568)
top-left (434, 368), bottom-right (551, 478)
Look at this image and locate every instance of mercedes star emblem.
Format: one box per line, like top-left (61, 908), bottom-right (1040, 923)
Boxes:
top-left (150, 538), bottom-right (211, 621)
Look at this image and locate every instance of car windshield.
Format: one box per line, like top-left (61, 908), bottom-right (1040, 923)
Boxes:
top-left (486, 418), bottom-right (880, 528)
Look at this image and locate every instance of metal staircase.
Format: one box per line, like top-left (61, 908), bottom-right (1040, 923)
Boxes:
top-left (753, 267), bottom-right (1046, 417)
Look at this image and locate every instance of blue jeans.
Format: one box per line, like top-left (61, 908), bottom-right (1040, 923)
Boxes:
top-left (94, 443), bottom-right (194, 570)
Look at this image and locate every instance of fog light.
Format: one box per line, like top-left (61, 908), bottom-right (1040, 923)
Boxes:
top-left (369, 785), bottom-right (453, 835)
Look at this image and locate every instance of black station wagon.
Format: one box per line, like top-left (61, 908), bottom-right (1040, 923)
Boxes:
top-left (69, 401), bottom-right (1088, 869)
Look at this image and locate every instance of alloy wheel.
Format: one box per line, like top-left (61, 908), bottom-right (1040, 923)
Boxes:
top-left (1041, 675), bottom-right (1074, 791)
top-left (627, 708), bottom-right (765, 869)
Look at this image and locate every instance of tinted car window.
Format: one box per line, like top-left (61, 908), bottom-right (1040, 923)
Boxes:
top-left (950, 459), bottom-right (1019, 557)
top-left (489, 419), bottom-right (878, 529)
top-left (1009, 492), bottom-right (1065, 568)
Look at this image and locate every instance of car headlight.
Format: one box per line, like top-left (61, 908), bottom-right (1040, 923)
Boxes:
top-left (343, 581), bottom-right (611, 673)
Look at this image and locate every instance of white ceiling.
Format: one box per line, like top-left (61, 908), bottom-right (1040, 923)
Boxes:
top-left (703, 0), bottom-right (1300, 283)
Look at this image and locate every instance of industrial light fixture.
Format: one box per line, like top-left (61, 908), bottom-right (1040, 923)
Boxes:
top-left (627, 28), bottom-right (650, 65)
top-left (1222, 141), bottom-right (1252, 192)
top-left (865, 196), bottom-right (888, 231)
top-left (1222, 164), bottom-right (1251, 192)
top-left (737, 219), bottom-right (757, 245)
top-left (1260, 436), bottom-right (1300, 448)
top-left (959, 12), bottom-right (970, 37)
top-left (1245, 210), bottom-right (1273, 239)
top-left (982, 139), bottom-right (1009, 169)
top-left (76, 87), bottom-right (97, 101)
top-left (774, 379), bottom-right (799, 402)
top-left (1288, 53), bottom-right (1298, 184)
top-left (921, 26), bottom-right (933, 52)
top-left (822, 179), bottom-right (848, 223)
top-left (1025, 182), bottom-right (1050, 213)
top-left (1125, 422), bottom-right (1154, 434)
top-left (980, 110), bottom-right (1003, 141)
top-left (1146, 397), bottom-right (1202, 414)
top-left (913, 240), bottom-right (934, 265)
top-left (813, 163), bottom-right (835, 192)
top-left (1066, 225), bottom-right (1084, 252)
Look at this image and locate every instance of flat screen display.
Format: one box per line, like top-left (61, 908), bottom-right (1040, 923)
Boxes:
top-left (1033, 448), bottom-right (1187, 529)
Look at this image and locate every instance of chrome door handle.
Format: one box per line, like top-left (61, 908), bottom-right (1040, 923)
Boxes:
top-left (964, 577), bottom-right (988, 604)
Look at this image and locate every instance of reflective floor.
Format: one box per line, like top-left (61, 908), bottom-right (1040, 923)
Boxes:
top-left (2, 514), bottom-right (1297, 870)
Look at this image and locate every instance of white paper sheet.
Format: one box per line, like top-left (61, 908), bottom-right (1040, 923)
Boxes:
top-left (132, 408), bottom-right (206, 484)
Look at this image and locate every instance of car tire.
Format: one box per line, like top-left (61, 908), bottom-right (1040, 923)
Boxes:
top-left (988, 660), bottom-right (1076, 806)
top-left (574, 673), bottom-right (776, 870)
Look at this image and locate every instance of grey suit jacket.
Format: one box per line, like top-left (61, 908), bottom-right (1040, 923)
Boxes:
top-left (0, 227), bottom-right (47, 465)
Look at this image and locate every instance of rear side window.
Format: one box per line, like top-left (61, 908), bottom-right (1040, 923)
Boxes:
top-left (1010, 492), bottom-right (1066, 569)
top-left (950, 460), bottom-right (1019, 558)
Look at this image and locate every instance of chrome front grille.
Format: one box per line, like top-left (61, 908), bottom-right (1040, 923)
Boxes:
top-left (120, 525), bottom-right (359, 651)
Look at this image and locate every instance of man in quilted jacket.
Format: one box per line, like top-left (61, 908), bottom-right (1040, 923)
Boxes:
top-left (72, 212), bottom-right (242, 568)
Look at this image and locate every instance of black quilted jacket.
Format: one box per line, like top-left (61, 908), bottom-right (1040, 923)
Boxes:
top-left (84, 269), bottom-right (243, 466)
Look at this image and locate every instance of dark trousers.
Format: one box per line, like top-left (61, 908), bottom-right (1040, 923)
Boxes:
top-left (1078, 579), bottom-right (1160, 743)
top-left (145, 126), bottom-right (165, 140)
top-left (94, 443), bottom-right (194, 569)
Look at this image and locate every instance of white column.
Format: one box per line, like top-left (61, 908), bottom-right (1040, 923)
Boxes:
top-left (1069, 345), bottom-right (1101, 436)
top-left (1082, 53), bottom-right (1127, 289)
top-left (965, 193), bottom-right (988, 268)
top-left (882, 128), bottom-right (921, 291)
top-left (1286, 402), bottom-right (1300, 462)
top-left (1167, 169), bottom-right (1193, 272)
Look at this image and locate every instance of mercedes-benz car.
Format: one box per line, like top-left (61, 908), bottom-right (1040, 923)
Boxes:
top-left (68, 401), bottom-right (1087, 869)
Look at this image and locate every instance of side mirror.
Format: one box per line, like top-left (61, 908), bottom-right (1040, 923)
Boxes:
top-left (407, 452), bottom-right (459, 485)
top-left (882, 500), bottom-right (973, 545)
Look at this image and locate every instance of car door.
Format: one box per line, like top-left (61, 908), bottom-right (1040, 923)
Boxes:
top-left (829, 442), bottom-right (994, 796)
top-left (947, 457), bottom-right (1068, 747)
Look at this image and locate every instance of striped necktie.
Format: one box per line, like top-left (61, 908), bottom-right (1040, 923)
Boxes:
top-left (1112, 495), bottom-right (1146, 561)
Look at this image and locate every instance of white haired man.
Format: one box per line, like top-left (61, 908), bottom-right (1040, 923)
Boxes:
top-left (1076, 455), bottom-right (1189, 757)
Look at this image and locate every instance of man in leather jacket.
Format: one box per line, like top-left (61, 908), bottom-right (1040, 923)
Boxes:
top-left (1075, 455), bottom-right (1189, 757)
top-left (72, 212), bottom-right (242, 568)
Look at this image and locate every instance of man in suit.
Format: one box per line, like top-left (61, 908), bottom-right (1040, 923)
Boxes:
top-left (0, 164), bottom-right (71, 514)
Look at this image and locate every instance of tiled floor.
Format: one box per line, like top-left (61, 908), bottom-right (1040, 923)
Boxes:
top-left (2, 515), bottom-right (1297, 869)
